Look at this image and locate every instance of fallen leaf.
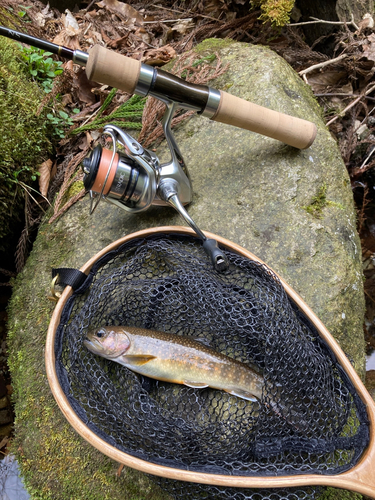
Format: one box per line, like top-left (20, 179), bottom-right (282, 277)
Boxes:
top-left (107, 34), bottom-right (130, 49)
top-left (27, 2), bottom-right (54, 27)
top-left (171, 18), bottom-right (195, 35)
top-left (53, 30), bottom-right (81, 50)
top-left (84, 132), bottom-right (93, 148)
top-left (64, 9), bottom-right (81, 35)
top-left (38, 159), bottom-right (53, 197)
top-left (97, 0), bottom-right (143, 25)
top-left (307, 70), bottom-right (347, 92)
top-left (0, 437), bottom-right (8, 450)
top-left (362, 34), bottom-right (375, 62)
top-left (134, 27), bottom-right (151, 45)
top-left (74, 68), bottom-right (99, 105)
top-left (142, 45), bottom-right (177, 66)
top-left (61, 93), bottom-right (74, 107)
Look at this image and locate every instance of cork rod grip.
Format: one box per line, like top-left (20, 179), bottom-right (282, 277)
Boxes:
top-left (212, 91), bottom-right (317, 149)
top-left (86, 45), bottom-right (141, 94)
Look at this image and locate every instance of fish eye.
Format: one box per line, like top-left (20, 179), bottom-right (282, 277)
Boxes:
top-left (96, 329), bottom-right (105, 338)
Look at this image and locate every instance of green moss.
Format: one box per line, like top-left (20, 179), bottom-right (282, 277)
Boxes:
top-left (7, 214), bottom-right (169, 500)
top-left (195, 38), bottom-right (237, 53)
top-left (251, 0), bottom-right (295, 26)
top-left (318, 487), bottom-right (362, 500)
top-left (0, 36), bottom-right (51, 249)
top-left (302, 183), bottom-right (345, 218)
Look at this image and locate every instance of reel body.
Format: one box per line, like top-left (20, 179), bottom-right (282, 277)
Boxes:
top-left (82, 101), bottom-right (228, 271)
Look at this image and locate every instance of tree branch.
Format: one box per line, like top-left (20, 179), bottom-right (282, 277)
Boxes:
top-left (298, 53), bottom-right (348, 83)
top-left (326, 83), bottom-right (375, 126)
top-left (288, 15), bottom-right (359, 31)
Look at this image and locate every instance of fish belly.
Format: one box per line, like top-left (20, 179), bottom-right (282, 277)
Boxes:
top-left (120, 348), bottom-right (262, 402)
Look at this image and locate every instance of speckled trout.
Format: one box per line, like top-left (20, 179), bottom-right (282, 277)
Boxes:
top-left (84, 326), bottom-right (264, 402)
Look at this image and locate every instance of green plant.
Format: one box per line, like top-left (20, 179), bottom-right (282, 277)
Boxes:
top-left (71, 92), bottom-right (145, 135)
top-left (46, 108), bottom-right (80, 139)
top-left (18, 45), bottom-right (63, 93)
top-left (6, 4), bottom-right (33, 21)
top-left (17, 4), bottom-right (32, 20)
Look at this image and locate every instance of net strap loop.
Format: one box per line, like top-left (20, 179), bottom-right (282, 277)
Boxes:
top-left (52, 268), bottom-right (87, 291)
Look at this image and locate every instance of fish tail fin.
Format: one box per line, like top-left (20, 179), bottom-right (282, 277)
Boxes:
top-left (266, 398), bottom-right (309, 432)
top-left (224, 388), bottom-right (258, 402)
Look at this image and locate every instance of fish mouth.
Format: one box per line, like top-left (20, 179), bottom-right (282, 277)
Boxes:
top-left (83, 337), bottom-right (102, 352)
top-left (83, 337), bottom-right (119, 358)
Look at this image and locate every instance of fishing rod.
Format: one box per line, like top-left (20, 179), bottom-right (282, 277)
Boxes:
top-left (0, 25), bottom-right (317, 149)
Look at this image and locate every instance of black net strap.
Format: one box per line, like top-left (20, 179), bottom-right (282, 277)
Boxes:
top-left (52, 268), bottom-right (87, 291)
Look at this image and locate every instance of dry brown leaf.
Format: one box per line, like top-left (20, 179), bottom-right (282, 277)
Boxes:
top-left (141, 45), bottom-right (177, 66)
top-left (74, 68), bottom-right (99, 105)
top-left (107, 34), bottom-right (130, 49)
top-left (134, 27), bottom-right (151, 45)
top-left (97, 0), bottom-right (143, 25)
top-left (171, 18), bottom-right (195, 35)
top-left (0, 436), bottom-right (9, 450)
top-left (38, 159), bottom-right (53, 197)
top-left (53, 30), bottom-right (81, 50)
top-left (362, 34), bottom-right (375, 62)
top-left (307, 71), bottom-right (347, 92)
top-left (63, 10), bottom-right (81, 36)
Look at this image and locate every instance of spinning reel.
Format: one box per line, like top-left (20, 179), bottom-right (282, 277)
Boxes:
top-left (82, 100), bottom-right (228, 271)
top-left (0, 26), bottom-right (317, 271)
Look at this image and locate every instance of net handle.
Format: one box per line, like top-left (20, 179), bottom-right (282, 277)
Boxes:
top-left (45, 226), bottom-right (375, 497)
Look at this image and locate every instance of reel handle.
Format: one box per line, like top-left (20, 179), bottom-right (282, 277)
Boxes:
top-left (85, 45), bottom-right (317, 150)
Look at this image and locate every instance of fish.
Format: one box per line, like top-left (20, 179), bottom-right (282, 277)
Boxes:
top-left (84, 326), bottom-right (264, 402)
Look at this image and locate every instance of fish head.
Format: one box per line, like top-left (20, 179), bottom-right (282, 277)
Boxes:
top-left (84, 326), bottom-right (130, 358)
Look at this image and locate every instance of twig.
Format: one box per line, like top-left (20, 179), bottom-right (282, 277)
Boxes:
top-left (48, 188), bottom-right (86, 224)
top-left (79, 103), bottom-right (103, 128)
top-left (143, 18), bottom-right (193, 24)
top-left (299, 53), bottom-right (348, 83)
top-left (326, 83), bottom-right (375, 126)
top-left (315, 92), bottom-right (375, 103)
top-left (315, 92), bottom-right (357, 97)
top-left (288, 14), bottom-right (359, 31)
top-left (360, 145), bottom-right (375, 170)
top-left (84, 0), bottom-right (98, 12)
top-left (0, 268), bottom-right (16, 278)
top-left (150, 4), bottom-right (222, 23)
top-left (117, 464), bottom-right (124, 477)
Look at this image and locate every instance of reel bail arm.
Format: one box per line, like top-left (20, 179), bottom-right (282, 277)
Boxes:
top-left (157, 180), bottom-right (229, 272)
top-left (82, 100), bottom-right (228, 271)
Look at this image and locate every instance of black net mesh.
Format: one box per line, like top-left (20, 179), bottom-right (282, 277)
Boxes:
top-left (54, 233), bottom-right (369, 500)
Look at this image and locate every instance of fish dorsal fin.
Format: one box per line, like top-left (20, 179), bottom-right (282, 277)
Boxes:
top-left (123, 355), bottom-right (156, 366)
top-left (224, 388), bottom-right (258, 402)
top-left (183, 381), bottom-right (209, 389)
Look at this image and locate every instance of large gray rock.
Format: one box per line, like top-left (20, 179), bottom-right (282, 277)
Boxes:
top-left (7, 40), bottom-right (365, 500)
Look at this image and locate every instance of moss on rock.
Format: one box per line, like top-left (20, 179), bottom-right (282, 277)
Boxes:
top-left (0, 36), bottom-right (51, 251)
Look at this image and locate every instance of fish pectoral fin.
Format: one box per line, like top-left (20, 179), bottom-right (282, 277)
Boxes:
top-left (183, 381), bottom-right (209, 389)
top-left (224, 388), bottom-right (258, 402)
top-left (123, 355), bottom-right (156, 366)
